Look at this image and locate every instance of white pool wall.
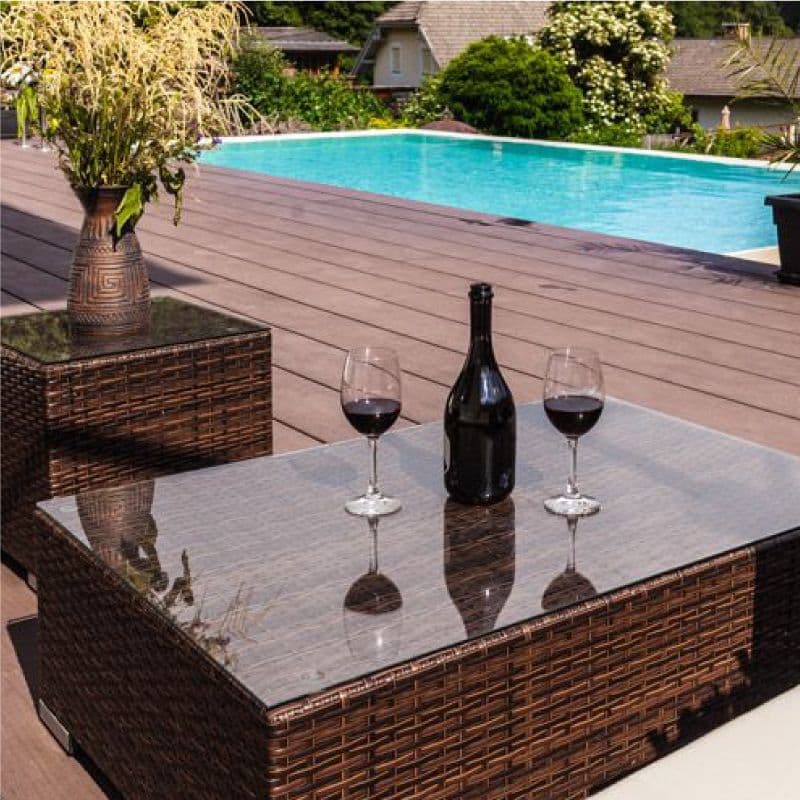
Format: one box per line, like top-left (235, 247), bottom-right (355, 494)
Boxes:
top-left (207, 128), bottom-right (796, 173)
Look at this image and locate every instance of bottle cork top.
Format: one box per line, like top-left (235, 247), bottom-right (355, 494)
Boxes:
top-left (469, 282), bottom-right (493, 300)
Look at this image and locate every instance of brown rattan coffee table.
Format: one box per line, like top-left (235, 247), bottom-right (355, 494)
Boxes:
top-left (36, 400), bottom-right (800, 800)
top-left (2, 297), bottom-right (272, 581)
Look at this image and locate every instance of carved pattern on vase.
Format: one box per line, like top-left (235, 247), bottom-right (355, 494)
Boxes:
top-left (67, 187), bottom-right (150, 338)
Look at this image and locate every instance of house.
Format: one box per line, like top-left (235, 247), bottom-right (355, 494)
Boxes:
top-left (353, 1), bottom-right (550, 92)
top-left (249, 27), bottom-right (358, 74)
top-left (666, 25), bottom-right (800, 130)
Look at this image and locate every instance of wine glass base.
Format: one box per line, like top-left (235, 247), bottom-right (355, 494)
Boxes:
top-left (345, 495), bottom-right (402, 517)
top-left (544, 494), bottom-right (601, 517)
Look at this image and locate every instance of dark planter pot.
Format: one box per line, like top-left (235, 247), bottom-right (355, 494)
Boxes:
top-left (765, 193), bottom-right (800, 286)
top-left (1, 107), bottom-right (17, 139)
top-left (67, 186), bottom-right (150, 338)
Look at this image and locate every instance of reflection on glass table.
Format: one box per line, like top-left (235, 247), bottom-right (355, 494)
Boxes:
top-left (343, 515), bottom-right (404, 663)
top-left (77, 480), bottom-right (170, 591)
top-left (444, 498), bottom-right (516, 638)
top-left (77, 481), bottom-right (263, 671)
top-left (541, 515), bottom-right (597, 612)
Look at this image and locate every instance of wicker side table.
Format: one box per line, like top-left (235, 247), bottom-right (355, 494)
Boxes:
top-left (2, 298), bottom-right (272, 578)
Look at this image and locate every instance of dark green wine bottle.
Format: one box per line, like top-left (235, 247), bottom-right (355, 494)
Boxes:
top-left (444, 283), bottom-right (516, 505)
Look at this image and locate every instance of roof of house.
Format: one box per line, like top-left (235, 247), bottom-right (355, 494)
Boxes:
top-left (355, 1), bottom-right (550, 72)
top-left (666, 37), bottom-right (800, 99)
top-left (250, 26), bottom-right (358, 53)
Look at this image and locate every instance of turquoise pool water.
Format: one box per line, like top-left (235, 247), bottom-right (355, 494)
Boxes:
top-left (200, 132), bottom-right (799, 253)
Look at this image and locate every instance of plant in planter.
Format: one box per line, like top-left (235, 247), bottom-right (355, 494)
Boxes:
top-left (727, 36), bottom-right (800, 282)
top-left (1, 1), bottom-right (255, 336)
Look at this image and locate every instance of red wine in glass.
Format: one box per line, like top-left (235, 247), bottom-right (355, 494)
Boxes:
top-left (341, 348), bottom-right (402, 517)
top-left (543, 348), bottom-right (605, 517)
top-left (543, 395), bottom-right (603, 439)
top-left (342, 398), bottom-right (401, 438)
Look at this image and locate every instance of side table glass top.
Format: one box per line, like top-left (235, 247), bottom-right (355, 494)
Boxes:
top-left (39, 400), bottom-right (800, 709)
top-left (0, 297), bottom-right (264, 363)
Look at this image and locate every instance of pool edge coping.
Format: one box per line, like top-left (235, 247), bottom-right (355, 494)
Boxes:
top-left (204, 128), bottom-right (797, 173)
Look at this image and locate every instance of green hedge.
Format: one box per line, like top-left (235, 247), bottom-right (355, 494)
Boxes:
top-left (437, 37), bottom-right (584, 139)
top-left (234, 43), bottom-right (386, 131)
top-left (701, 126), bottom-right (765, 159)
top-left (398, 75), bottom-right (447, 127)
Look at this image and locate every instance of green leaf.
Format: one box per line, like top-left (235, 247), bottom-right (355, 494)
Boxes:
top-left (159, 165), bottom-right (186, 225)
top-left (159, 164), bottom-right (185, 195)
top-left (15, 85), bottom-right (38, 138)
top-left (114, 184), bottom-right (143, 238)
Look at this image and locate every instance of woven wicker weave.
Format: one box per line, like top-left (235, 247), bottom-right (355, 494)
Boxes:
top-left (2, 315), bottom-right (272, 574)
top-left (36, 506), bottom-right (799, 800)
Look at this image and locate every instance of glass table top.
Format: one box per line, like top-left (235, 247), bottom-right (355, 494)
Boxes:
top-left (0, 297), bottom-right (264, 363)
top-left (39, 400), bottom-right (800, 709)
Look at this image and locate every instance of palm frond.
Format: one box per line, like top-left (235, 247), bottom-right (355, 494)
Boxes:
top-left (724, 34), bottom-right (800, 170)
top-left (724, 35), bottom-right (800, 106)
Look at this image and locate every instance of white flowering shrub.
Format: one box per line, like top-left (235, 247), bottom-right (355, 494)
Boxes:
top-left (540, 2), bottom-right (683, 136)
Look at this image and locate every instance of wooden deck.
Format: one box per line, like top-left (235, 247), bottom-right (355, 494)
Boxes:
top-left (2, 138), bottom-right (799, 799)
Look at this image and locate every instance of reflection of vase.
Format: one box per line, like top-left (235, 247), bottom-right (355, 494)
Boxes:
top-left (67, 187), bottom-right (150, 338)
top-left (76, 480), bottom-right (164, 589)
top-left (444, 498), bottom-right (515, 638)
top-left (343, 516), bottom-right (403, 663)
top-left (541, 516), bottom-right (597, 612)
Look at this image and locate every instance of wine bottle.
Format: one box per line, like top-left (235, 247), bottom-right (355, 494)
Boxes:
top-left (444, 283), bottom-right (515, 504)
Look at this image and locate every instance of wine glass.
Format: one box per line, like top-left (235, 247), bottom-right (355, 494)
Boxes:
top-left (542, 347), bottom-right (604, 517)
top-left (341, 347), bottom-right (402, 516)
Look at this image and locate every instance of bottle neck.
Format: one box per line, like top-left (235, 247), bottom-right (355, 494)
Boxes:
top-left (469, 299), bottom-right (495, 358)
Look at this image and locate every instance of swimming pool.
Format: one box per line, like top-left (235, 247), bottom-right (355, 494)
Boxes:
top-left (200, 131), bottom-right (799, 254)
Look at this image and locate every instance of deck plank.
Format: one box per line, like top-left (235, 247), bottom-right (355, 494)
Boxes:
top-left (1, 564), bottom-right (117, 800)
top-left (196, 162), bottom-right (794, 288)
top-left (11, 152), bottom-right (792, 293)
top-left (7, 165), bottom-right (800, 355)
top-left (2, 137), bottom-right (800, 800)
top-left (7, 159), bottom-right (800, 325)
top-left (3, 201), bottom-right (799, 428)
top-left (1, 290), bottom-right (40, 314)
top-left (3, 152), bottom-right (797, 446)
top-left (190, 171), bottom-right (798, 313)
top-left (6, 162), bottom-right (800, 361)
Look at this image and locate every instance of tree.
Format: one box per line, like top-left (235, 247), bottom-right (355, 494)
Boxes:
top-left (668, 2), bottom-right (794, 38)
top-left (246, 2), bottom-right (303, 27)
top-left (245, 2), bottom-right (392, 47)
top-left (540, 2), bottom-right (679, 136)
top-left (302, 2), bottom-right (393, 47)
top-left (438, 37), bottom-right (584, 139)
top-left (777, 1), bottom-right (800, 33)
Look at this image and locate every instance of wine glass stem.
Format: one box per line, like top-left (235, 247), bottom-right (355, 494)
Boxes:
top-left (567, 516), bottom-right (577, 570)
top-left (567, 438), bottom-right (579, 498)
top-left (367, 436), bottom-right (380, 498)
top-left (369, 524), bottom-right (379, 573)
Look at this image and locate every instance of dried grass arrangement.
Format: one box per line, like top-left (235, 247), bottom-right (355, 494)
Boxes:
top-left (1, 0), bottom-right (254, 228)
